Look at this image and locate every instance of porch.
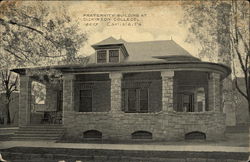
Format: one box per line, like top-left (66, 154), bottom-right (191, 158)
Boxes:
top-left (18, 69), bottom-right (225, 141)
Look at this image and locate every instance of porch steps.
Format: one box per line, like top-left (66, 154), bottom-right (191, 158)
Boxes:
top-left (11, 125), bottom-right (65, 141)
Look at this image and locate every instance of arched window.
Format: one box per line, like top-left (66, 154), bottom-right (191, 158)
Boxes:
top-left (185, 131), bottom-right (206, 140)
top-left (131, 131), bottom-right (152, 139)
top-left (83, 130), bottom-right (102, 139)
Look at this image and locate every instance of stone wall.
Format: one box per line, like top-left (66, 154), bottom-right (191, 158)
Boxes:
top-left (45, 85), bottom-right (58, 111)
top-left (19, 75), bottom-right (32, 126)
top-left (62, 71), bottom-right (225, 141)
top-left (63, 111), bottom-right (225, 141)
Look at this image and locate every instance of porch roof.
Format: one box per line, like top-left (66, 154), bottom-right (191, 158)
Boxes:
top-left (11, 61), bottom-right (231, 79)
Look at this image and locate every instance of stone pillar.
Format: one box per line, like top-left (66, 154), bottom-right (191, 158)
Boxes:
top-left (19, 75), bottom-right (32, 126)
top-left (62, 74), bottom-right (75, 124)
top-left (109, 72), bottom-right (123, 113)
top-left (161, 70), bottom-right (174, 112)
top-left (208, 72), bottom-right (221, 112)
top-left (45, 84), bottom-right (57, 111)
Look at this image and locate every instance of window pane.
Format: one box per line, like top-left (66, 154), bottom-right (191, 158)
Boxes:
top-left (79, 90), bottom-right (92, 112)
top-left (177, 94), bottom-right (183, 112)
top-left (109, 50), bottom-right (119, 63)
top-left (123, 88), bottom-right (149, 113)
top-left (140, 89), bottom-right (148, 112)
top-left (97, 50), bottom-right (107, 63)
top-left (128, 89), bottom-right (136, 112)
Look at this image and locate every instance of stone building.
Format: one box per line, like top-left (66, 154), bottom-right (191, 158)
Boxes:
top-left (12, 37), bottom-right (231, 141)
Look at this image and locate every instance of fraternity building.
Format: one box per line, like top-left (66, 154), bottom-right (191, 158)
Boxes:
top-left (12, 37), bottom-right (230, 141)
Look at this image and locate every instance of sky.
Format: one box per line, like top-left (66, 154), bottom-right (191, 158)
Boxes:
top-left (58, 1), bottom-right (200, 58)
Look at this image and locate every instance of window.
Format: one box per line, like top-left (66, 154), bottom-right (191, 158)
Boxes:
top-left (177, 93), bottom-right (194, 112)
top-left (131, 131), bottom-right (152, 139)
top-left (97, 50), bottom-right (107, 63)
top-left (185, 131), bottom-right (206, 140)
top-left (109, 50), bottom-right (119, 63)
top-left (97, 49), bottom-right (120, 63)
top-left (122, 88), bottom-right (148, 113)
top-left (140, 89), bottom-right (148, 112)
top-left (83, 130), bottom-right (102, 139)
top-left (79, 90), bottom-right (92, 112)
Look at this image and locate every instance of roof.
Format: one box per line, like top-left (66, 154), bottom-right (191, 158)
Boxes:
top-left (124, 40), bottom-right (200, 62)
top-left (12, 37), bottom-right (231, 78)
top-left (90, 37), bottom-right (200, 63)
top-left (11, 61), bottom-right (231, 79)
top-left (92, 36), bottom-right (125, 46)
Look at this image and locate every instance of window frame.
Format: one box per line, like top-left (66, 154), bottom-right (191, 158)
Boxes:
top-left (122, 88), bottom-right (149, 113)
top-left (96, 49), bottom-right (120, 63)
top-left (96, 50), bottom-right (107, 63)
top-left (109, 49), bottom-right (120, 63)
top-left (177, 92), bottom-right (194, 112)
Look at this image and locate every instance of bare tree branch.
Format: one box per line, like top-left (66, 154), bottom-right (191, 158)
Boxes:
top-left (235, 77), bottom-right (248, 100)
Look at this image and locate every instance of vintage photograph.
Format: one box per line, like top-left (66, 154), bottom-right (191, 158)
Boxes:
top-left (0, 0), bottom-right (249, 161)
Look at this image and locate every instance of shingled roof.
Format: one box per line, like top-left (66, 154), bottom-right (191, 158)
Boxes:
top-left (90, 37), bottom-right (200, 63)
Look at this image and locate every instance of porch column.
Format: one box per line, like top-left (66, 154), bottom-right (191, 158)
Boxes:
top-left (19, 75), bottom-right (32, 126)
top-left (109, 72), bottom-right (123, 113)
top-left (208, 72), bottom-right (221, 112)
top-left (161, 70), bottom-right (174, 112)
top-left (62, 74), bottom-right (75, 123)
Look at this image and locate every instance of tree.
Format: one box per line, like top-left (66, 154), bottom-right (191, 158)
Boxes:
top-left (180, 0), bottom-right (250, 113)
top-left (0, 70), bottom-right (18, 124)
top-left (0, 1), bottom-right (87, 66)
top-left (0, 1), bottom-right (88, 124)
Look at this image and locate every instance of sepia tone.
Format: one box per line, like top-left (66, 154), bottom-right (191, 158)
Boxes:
top-left (0, 0), bottom-right (249, 161)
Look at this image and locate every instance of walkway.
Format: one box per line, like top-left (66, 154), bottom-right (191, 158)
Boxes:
top-left (0, 140), bottom-right (249, 153)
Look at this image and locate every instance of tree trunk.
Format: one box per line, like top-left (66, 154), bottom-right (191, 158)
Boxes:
top-left (248, 99), bottom-right (250, 114)
top-left (5, 102), bottom-right (11, 124)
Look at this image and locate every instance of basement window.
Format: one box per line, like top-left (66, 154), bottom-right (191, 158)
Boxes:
top-left (185, 131), bottom-right (206, 140)
top-left (131, 131), bottom-right (152, 139)
top-left (83, 130), bottom-right (102, 139)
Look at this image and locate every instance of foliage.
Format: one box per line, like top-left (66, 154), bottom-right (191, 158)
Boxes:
top-left (0, 1), bottom-right (87, 67)
top-left (0, 1), bottom-right (88, 124)
top-left (180, 0), bottom-right (250, 112)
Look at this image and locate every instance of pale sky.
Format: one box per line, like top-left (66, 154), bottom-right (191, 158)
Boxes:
top-left (63, 1), bottom-right (201, 58)
top-left (19, 1), bottom-right (202, 59)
